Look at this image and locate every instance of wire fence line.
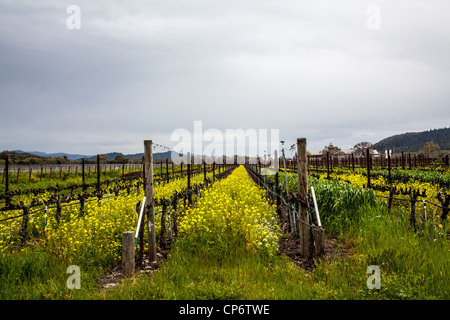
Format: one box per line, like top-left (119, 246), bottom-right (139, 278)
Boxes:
top-left (244, 165), bottom-right (317, 231)
top-left (272, 166), bottom-right (450, 218)
top-left (245, 162), bottom-right (449, 238)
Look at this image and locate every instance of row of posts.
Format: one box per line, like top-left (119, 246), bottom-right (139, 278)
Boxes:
top-left (243, 139), bottom-right (325, 260)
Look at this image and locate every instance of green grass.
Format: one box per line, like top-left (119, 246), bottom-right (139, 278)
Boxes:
top-left (0, 246), bottom-right (104, 299)
top-left (99, 204), bottom-right (448, 300)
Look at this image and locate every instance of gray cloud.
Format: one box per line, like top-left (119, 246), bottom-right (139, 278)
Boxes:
top-left (1, 0), bottom-right (449, 155)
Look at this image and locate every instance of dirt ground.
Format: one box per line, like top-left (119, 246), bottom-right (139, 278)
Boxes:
top-left (276, 231), bottom-right (355, 271)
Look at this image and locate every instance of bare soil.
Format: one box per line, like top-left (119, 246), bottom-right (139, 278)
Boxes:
top-left (277, 231), bottom-right (355, 271)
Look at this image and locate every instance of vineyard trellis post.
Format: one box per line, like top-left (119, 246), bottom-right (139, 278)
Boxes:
top-left (366, 148), bottom-right (371, 187)
top-left (19, 203), bottom-right (29, 246)
top-left (203, 158), bottom-right (207, 185)
top-left (297, 138), bottom-right (310, 258)
top-left (274, 150), bottom-right (281, 218)
top-left (187, 152), bottom-right (192, 205)
top-left (351, 153), bottom-right (355, 171)
top-left (387, 149), bottom-right (391, 184)
top-left (326, 152), bottom-right (330, 179)
top-left (5, 154), bottom-right (10, 207)
top-left (96, 155), bottom-right (101, 197)
top-left (166, 158), bottom-right (169, 182)
top-left (122, 231), bottom-right (135, 277)
top-left (144, 140), bottom-right (157, 262)
top-left (82, 158), bottom-right (86, 192)
top-left (16, 166), bottom-right (20, 185)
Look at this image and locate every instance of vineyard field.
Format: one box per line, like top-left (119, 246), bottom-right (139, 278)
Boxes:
top-left (0, 154), bottom-right (449, 300)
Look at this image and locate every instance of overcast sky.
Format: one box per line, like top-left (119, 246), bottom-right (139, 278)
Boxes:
top-left (1, 0), bottom-right (449, 156)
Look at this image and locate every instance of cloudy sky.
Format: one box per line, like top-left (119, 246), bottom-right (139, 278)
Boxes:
top-left (1, 0), bottom-right (449, 157)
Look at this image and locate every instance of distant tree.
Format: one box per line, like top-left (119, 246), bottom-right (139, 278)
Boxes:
top-left (99, 154), bottom-right (109, 163)
top-left (114, 155), bottom-right (127, 163)
top-left (353, 142), bottom-right (373, 157)
top-left (419, 141), bottom-right (440, 158)
top-left (322, 143), bottom-right (343, 158)
top-left (289, 144), bottom-right (296, 158)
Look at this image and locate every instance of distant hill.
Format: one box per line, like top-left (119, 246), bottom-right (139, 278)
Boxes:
top-left (373, 127), bottom-right (450, 153)
top-left (11, 150), bottom-right (91, 160)
top-left (86, 150), bottom-right (181, 162)
top-left (7, 150), bottom-right (182, 163)
top-left (1, 150), bottom-right (49, 163)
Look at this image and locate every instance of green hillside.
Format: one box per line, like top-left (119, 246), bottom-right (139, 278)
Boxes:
top-left (373, 127), bottom-right (450, 153)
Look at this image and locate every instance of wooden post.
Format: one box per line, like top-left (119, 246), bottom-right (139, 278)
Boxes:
top-left (326, 152), bottom-right (330, 178)
top-left (16, 166), bottom-right (20, 185)
top-left (96, 155), bottom-right (101, 199)
top-left (4, 155), bottom-right (9, 207)
top-left (82, 158), bottom-right (86, 192)
top-left (55, 197), bottom-right (62, 224)
top-left (401, 151), bottom-right (405, 170)
top-left (144, 140), bottom-right (157, 262)
top-left (313, 227), bottom-right (325, 257)
top-left (408, 153), bottom-right (412, 170)
top-left (203, 159), bottom-right (207, 184)
top-left (274, 150), bottom-right (281, 218)
top-left (165, 158), bottom-right (169, 182)
top-left (187, 153), bottom-right (191, 189)
top-left (187, 152), bottom-right (192, 205)
top-left (122, 231), bottom-right (135, 277)
top-left (19, 204), bottom-right (29, 247)
top-left (387, 150), bottom-right (391, 184)
top-left (366, 148), bottom-right (371, 187)
top-left (297, 138), bottom-right (309, 258)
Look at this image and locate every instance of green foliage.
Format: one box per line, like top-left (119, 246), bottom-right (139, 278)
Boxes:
top-left (373, 127), bottom-right (450, 153)
top-left (309, 177), bottom-right (379, 233)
